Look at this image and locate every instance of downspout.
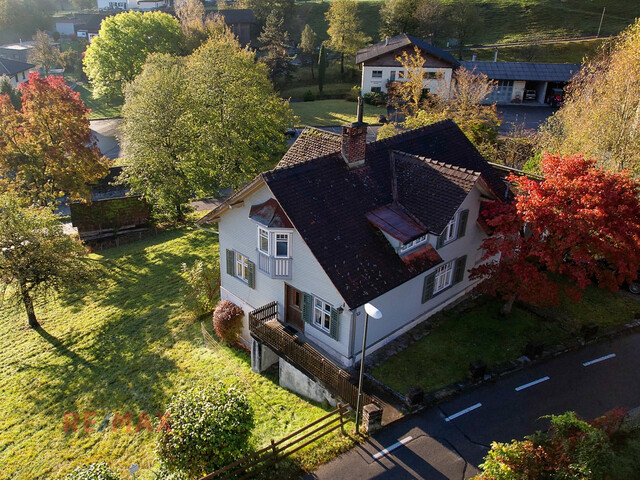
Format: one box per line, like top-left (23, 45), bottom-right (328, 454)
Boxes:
top-left (195, 223), bottom-right (219, 235)
top-left (348, 307), bottom-right (358, 363)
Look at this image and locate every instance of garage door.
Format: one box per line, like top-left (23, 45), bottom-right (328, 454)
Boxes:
top-left (486, 80), bottom-right (513, 103)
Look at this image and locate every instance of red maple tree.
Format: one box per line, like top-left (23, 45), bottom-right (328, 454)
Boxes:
top-left (470, 153), bottom-right (640, 313)
top-left (0, 72), bottom-right (109, 206)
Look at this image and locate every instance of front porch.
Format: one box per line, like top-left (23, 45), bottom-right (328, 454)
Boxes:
top-left (249, 301), bottom-right (374, 409)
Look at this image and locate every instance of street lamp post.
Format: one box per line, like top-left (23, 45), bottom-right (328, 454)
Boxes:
top-left (355, 303), bottom-right (382, 433)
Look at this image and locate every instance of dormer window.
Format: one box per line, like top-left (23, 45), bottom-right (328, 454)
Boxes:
top-left (399, 234), bottom-right (428, 253)
top-left (436, 209), bottom-right (469, 248)
top-left (442, 216), bottom-right (458, 243)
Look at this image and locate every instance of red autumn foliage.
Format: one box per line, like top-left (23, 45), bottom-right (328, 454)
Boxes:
top-left (470, 153), bottom-right (640, 311)
top-left (0, 72), bottom-right (109, 205)
top-left (212, 299), bottom-right (243, 345)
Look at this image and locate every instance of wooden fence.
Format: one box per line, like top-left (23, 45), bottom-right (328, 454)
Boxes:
top-left (199, 403), bottom-right (349, 480)
top-left (249, 302), bottom-right (375, 409)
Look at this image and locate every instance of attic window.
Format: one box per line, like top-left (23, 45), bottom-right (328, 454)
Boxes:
top-left (399, 234), bottom-right (428, 253)
top-left (442, 216), bottom-right (458, 243)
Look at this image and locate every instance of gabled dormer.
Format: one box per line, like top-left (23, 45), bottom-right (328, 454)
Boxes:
top-left (249, 198), bottom-right (294, 279)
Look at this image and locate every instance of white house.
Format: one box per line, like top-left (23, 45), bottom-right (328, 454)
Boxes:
top-left (97, 0), bottom-right (168, 11)
top-left (199, 119), bottom-right (507, 389)
top-left (0, 58), bottom-right (36, 87)
top-left (356, 34), bottom-right (459, 98)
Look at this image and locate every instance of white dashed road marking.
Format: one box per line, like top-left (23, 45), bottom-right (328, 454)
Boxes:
top-left (583, 353), bottom-right (616, 366)
top-left (372, 436), bottom-right (414, 460)
top-left (515, 376), bottom-right (550, 391)
top-left (444, 403), bottom-right (482, 422)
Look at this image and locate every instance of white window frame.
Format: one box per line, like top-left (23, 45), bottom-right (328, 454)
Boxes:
top-left (400, 234), bottom-right (428, 253)
top-left (235, 251), bottom-right (250, 283)
top-left (442, 214), bottom-right (458, 244)
top-left (258, 227), bottom-right (269, 254)
top-left (313, 297), bottom-right (332, 332)
top-left (372, 70), bottom-right (383, 78)
top-left (275, 233), bottom-right (290, 258)
top-left (434, 261), bottom-right (454, 293)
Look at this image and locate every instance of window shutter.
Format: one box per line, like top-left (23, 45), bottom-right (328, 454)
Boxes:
top-left (226, 249), bottom-right (235, 276)
top-left (247, 260), bottom-right (256, 288)
top-left (302, 293), bottom-right (313, 324)
top-left (422, 272), bottom-right (436, 303)
top-left (329, 308), bottom-right (339, 341)
top-left (436, 233), bottom-right (445, 249)
top-left (457, 209), bottom-right (469, 238)
top-left (454, 255), bottom-right (467, 284)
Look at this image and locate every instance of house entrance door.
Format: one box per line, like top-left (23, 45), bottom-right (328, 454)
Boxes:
top-left (285, 284), bottom-right (305, 332)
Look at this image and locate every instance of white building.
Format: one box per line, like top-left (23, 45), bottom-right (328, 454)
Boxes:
top-left (0, 58), bottom-right (36, 87)
top-left (97, 0), bottom-right (168, 11)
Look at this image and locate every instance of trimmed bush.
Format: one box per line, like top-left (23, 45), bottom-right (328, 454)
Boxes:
top-left (65, 462), bottom-right (121, 480)
top-left (212, 299), bottom-right (243, 345)
top-left (303, 90), bottom-right (316, 102)
top-left (346, 85), bottom-right (361, 102)
top-left (181, 260), bottom-right (219, 317)
top-left (363, 91), bottom-right (388, 107)
top-left (156, 384), bottom-right (255, 477)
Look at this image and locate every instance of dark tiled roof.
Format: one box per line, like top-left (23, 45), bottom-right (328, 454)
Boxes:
top-left (263, 120), bottom-right (502, 307)
top-left (276, 127), bottom-right (342, 169)
top-left (356, 33), bottom-right (459, 67)
top-left (0, 58), bottom-right (34, 76)
top-left (217, 9), bottom-right (256, 24)
top-left (394, 152), bottom-right (480, 234)
top-left (460, 61), bottom-right (580, 82)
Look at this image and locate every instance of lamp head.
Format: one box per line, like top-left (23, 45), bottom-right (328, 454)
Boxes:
top-left (364, 303), bottom-right (382, 319)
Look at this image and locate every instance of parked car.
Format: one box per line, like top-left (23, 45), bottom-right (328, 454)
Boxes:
top-left (523, 89), bottom-right (537, 102)
top-left (547, 88), bottom-right (564, 107)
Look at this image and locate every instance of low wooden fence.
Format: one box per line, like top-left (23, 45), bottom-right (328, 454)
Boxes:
top-left (199, 403), bottom-right (350, 480)
top-left (249, 302), bottom-right (375, 409)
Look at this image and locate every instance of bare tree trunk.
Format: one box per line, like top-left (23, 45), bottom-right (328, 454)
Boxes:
top-left (310, 58), bottom-right (315, 80)
top-left (340, 52), bottom-right (344, 75)
top-left (20, 283), bottom-right (39, 329)
top-left (500, 293), bottom-right (516, 316)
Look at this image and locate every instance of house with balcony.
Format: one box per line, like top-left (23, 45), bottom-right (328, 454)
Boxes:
top-left (199, 118), bottom-right (506, 404)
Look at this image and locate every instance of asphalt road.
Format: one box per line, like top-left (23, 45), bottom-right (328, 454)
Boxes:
top-left (307, 330), bottom-right (640, 480)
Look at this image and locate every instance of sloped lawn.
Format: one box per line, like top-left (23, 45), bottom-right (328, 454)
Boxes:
top-left (0, 227), bottom-right (354, 480)
top-left (291, 99), bottom-right (387, 127)
top-left (373, 289), bottom-right (640, 395)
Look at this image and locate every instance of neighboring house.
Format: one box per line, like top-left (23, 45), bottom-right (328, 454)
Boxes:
top-left (217, 9), bottom-right (256, 47)
top-left (199, 120), bottom-right (506, 378)
top-left (460, 61), bottom-right (580, 104)
top-left (76, 15), bottom-right (110, 41)
top-left (55, 19), bottom-right (86, 37)
top-left (356, 33), bottom-right (459, 98)
top-left (356, 33), bottom-right (580, 104)
top-left (97, 0), bottom-right (168, 10)
top-left (0, 41), bottom-right (35, 63)
top-left (0, 58), bottom-right (36, 87)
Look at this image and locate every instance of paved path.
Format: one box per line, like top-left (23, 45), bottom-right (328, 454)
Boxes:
top-left (307, 331), bottom-right (640, 480)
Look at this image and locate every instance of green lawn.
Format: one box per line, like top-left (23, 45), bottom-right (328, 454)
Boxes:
top-left (0, 228), bottom-right (355, 479)
top-left (467, 39), bottom-right (607, 64)
top-left (372, 288), bottom-right (640, 395)
top-left (74, 83), bottom-right (123, 120)
top-left (291, 99), bottom-right (387, 126)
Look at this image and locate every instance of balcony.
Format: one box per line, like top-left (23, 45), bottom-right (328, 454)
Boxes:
top-left (257, 251), bottom-right (292, 279)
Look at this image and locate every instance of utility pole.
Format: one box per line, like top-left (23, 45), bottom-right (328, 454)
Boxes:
top-left (597, 7), bottom-right (606, 38)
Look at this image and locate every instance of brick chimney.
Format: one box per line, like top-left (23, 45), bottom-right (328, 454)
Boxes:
top-left (341, 97), bottom-right (368, 168)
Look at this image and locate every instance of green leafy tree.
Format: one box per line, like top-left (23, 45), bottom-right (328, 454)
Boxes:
top-left (380, 0), bottom-right (421, 38)
top-left (540, 20), bottom-right (640, 172)
top-left (120, 35), bottom-right (293, 220)
top-left (66, 462), bottom-right (121, 480)
top-left (0, 73), bottom-right (109, 206)
top-left (415, 0), bottom-right (449, 46)
top-left (299, 24), bottom-right (318, 80)
top-left (174, 0), bottom-right (207, 53)
top-left (258, 11), bottom-right (293, 86)
top-left (156, 384), bottom-right (254, 477)
top-left (181, 260), bottom-right (219, 317)
top-left (83, 11), bottom-right (183, 99)
top-left (0, 76), bottom-right (21, 109)
top-left (0, 194), bottom-right (95, 329)
top-left (325, 0), bottom-right (370, 74)
top-left (238, 0), bottom-right (294, 27)
top-left (317, 44), bottom-right (327, 93)
top-left (28, 30), bottom-right (59, 76)
top-left (449, 0), bottom-right (482, 58)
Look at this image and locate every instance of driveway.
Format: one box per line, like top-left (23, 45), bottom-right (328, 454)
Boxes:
top-left (497, 104), bottom-right (557, 135)
top-left (90, 118), bottom-right (123, 159)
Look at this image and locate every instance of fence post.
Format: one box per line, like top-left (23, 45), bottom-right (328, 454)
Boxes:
top-left (338, 403), bottom-right (345, 434)
top-left (271, 439), bottom-right (278, 468)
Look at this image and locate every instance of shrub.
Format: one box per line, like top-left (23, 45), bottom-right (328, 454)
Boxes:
top-left (65, 462), bottom-right (121, 480)
top-left (156, 383), bottom-right (255, 477)
top-left (346, 85), bottom-right (361, 102)
top-left (363, 91), bottom-right (388, 107)
top-left (212, 299), bottom-right (243, 345)
top-left (180, 260), bottom-right (219, 317)
top-left (303, 90), bottom-right (316, 102)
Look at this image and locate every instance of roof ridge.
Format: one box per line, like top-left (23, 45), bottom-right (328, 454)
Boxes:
top-left (371, 119), bottom-right (454, 148)
top-left (393, 150), bottom-right (482, 177)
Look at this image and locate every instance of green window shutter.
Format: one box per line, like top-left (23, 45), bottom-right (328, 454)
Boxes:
top-left (247, 260), bottom-right (256, 288)
top-left (329, 308), bottom-right (339, 341)
top-left (457, 209), bottom-right (469, 238)
top-left (226, 249), bottom-right (235, 276)
top-left (302, 293), bottom-right (313, 324)
top-left (454, 255), bottom-right (467, 284)
top-left (422, 272), bottom-right (436, 303)
top-left (436, 233), bottom-right (445, 249)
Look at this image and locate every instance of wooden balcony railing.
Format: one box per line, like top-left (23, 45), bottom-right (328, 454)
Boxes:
top-left (257, 251), bottom-right (292, 279)
top-left (249, 302), bottom-right (374, 409)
